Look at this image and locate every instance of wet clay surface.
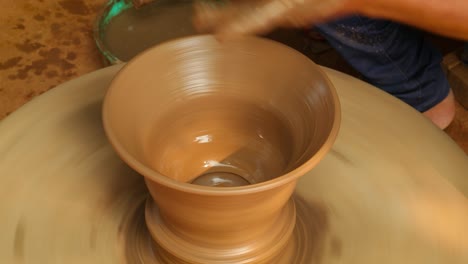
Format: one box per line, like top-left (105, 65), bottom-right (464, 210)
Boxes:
top-left (0, 0), bottom-right (106, 119)
top-left (1, 65), bottom-right (467, 263)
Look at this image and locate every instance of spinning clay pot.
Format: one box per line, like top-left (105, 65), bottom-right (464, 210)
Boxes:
top-left (102, 35), bottom-right (340, 263)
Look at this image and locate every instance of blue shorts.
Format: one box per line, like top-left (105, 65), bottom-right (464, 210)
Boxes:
top-left (315, 16), bottom-right (450, 112)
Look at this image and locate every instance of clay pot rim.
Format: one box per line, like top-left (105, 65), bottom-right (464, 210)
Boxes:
top-left (102, 35), bottom-right (341, 196)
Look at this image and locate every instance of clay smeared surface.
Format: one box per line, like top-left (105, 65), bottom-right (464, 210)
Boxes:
top-left (0, 0), bottom-right (106, 119)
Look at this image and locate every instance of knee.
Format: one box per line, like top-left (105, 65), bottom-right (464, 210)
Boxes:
top-left (423, 89), bottom-right (456, 129)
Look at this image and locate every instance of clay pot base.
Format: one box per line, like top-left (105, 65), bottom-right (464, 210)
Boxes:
top-left (123, 196), bottom-right (320, 264)
top-left (1, 65), bottom-right (467, 264)
top-left (146, 198), bottom-right (296, 263)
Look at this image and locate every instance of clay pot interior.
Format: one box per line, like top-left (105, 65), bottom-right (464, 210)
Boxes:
top-left (103, 35), bottom-right (339, 189)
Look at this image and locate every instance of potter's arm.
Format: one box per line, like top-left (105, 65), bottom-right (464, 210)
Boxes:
top-left (359, 0), bottom-right (468, 41)
top-left (193, 0), bottom-right (468, 41)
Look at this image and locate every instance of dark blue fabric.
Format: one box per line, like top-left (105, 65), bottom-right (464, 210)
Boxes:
top-left (315, 16), bottom-right (450, 112)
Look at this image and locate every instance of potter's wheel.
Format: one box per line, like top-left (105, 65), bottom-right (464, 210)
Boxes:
top-left (0, 65), bottom-right (467, 263)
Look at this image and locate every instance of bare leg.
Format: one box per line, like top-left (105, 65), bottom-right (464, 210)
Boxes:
top-left (424, 89), bottom-right (456, 130)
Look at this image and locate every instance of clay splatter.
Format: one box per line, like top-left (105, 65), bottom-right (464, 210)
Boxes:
top-left (12, 48), bottom-right (76, 80)
top-left (0, 57), bottom-right (23, 70)
top-left (46, 70), bottom-right (59, 78)
top-left (15, 39), bottom-right (44, 53)
top-left (330, 236), bottom-right (343, 257)
top-left (34, 14), bottom-right (45, 21)
top-left (13, 218), bottom-right (25, 260)
top-left (66, 52), bottom-right (77, 60)
top-left (51, 23), bottom-right (62, 35)
top-left (32, 34), bottom-right (43, 40)
top-left (24, 91), bottom-right (36, 99)
top-left (13, 24), bottom-right (25, 30)
top-left (59, 0), bottom-right (89, 15)
top-left (330, 149), bottom-right (352, 165)
top-left (72, 37), bottom-right (81, 45)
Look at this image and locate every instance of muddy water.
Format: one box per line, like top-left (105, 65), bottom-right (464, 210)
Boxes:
top-left (145, 95), bottom-right (294, 185)
top-left (102, 0), bottom-right (196, 61)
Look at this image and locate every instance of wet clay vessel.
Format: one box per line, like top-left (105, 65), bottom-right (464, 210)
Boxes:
top-left (102, 35), bottom-right (341, 263)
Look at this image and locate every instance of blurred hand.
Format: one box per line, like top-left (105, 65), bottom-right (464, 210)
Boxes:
top-left (193, 0), bottom-right (359, 39)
